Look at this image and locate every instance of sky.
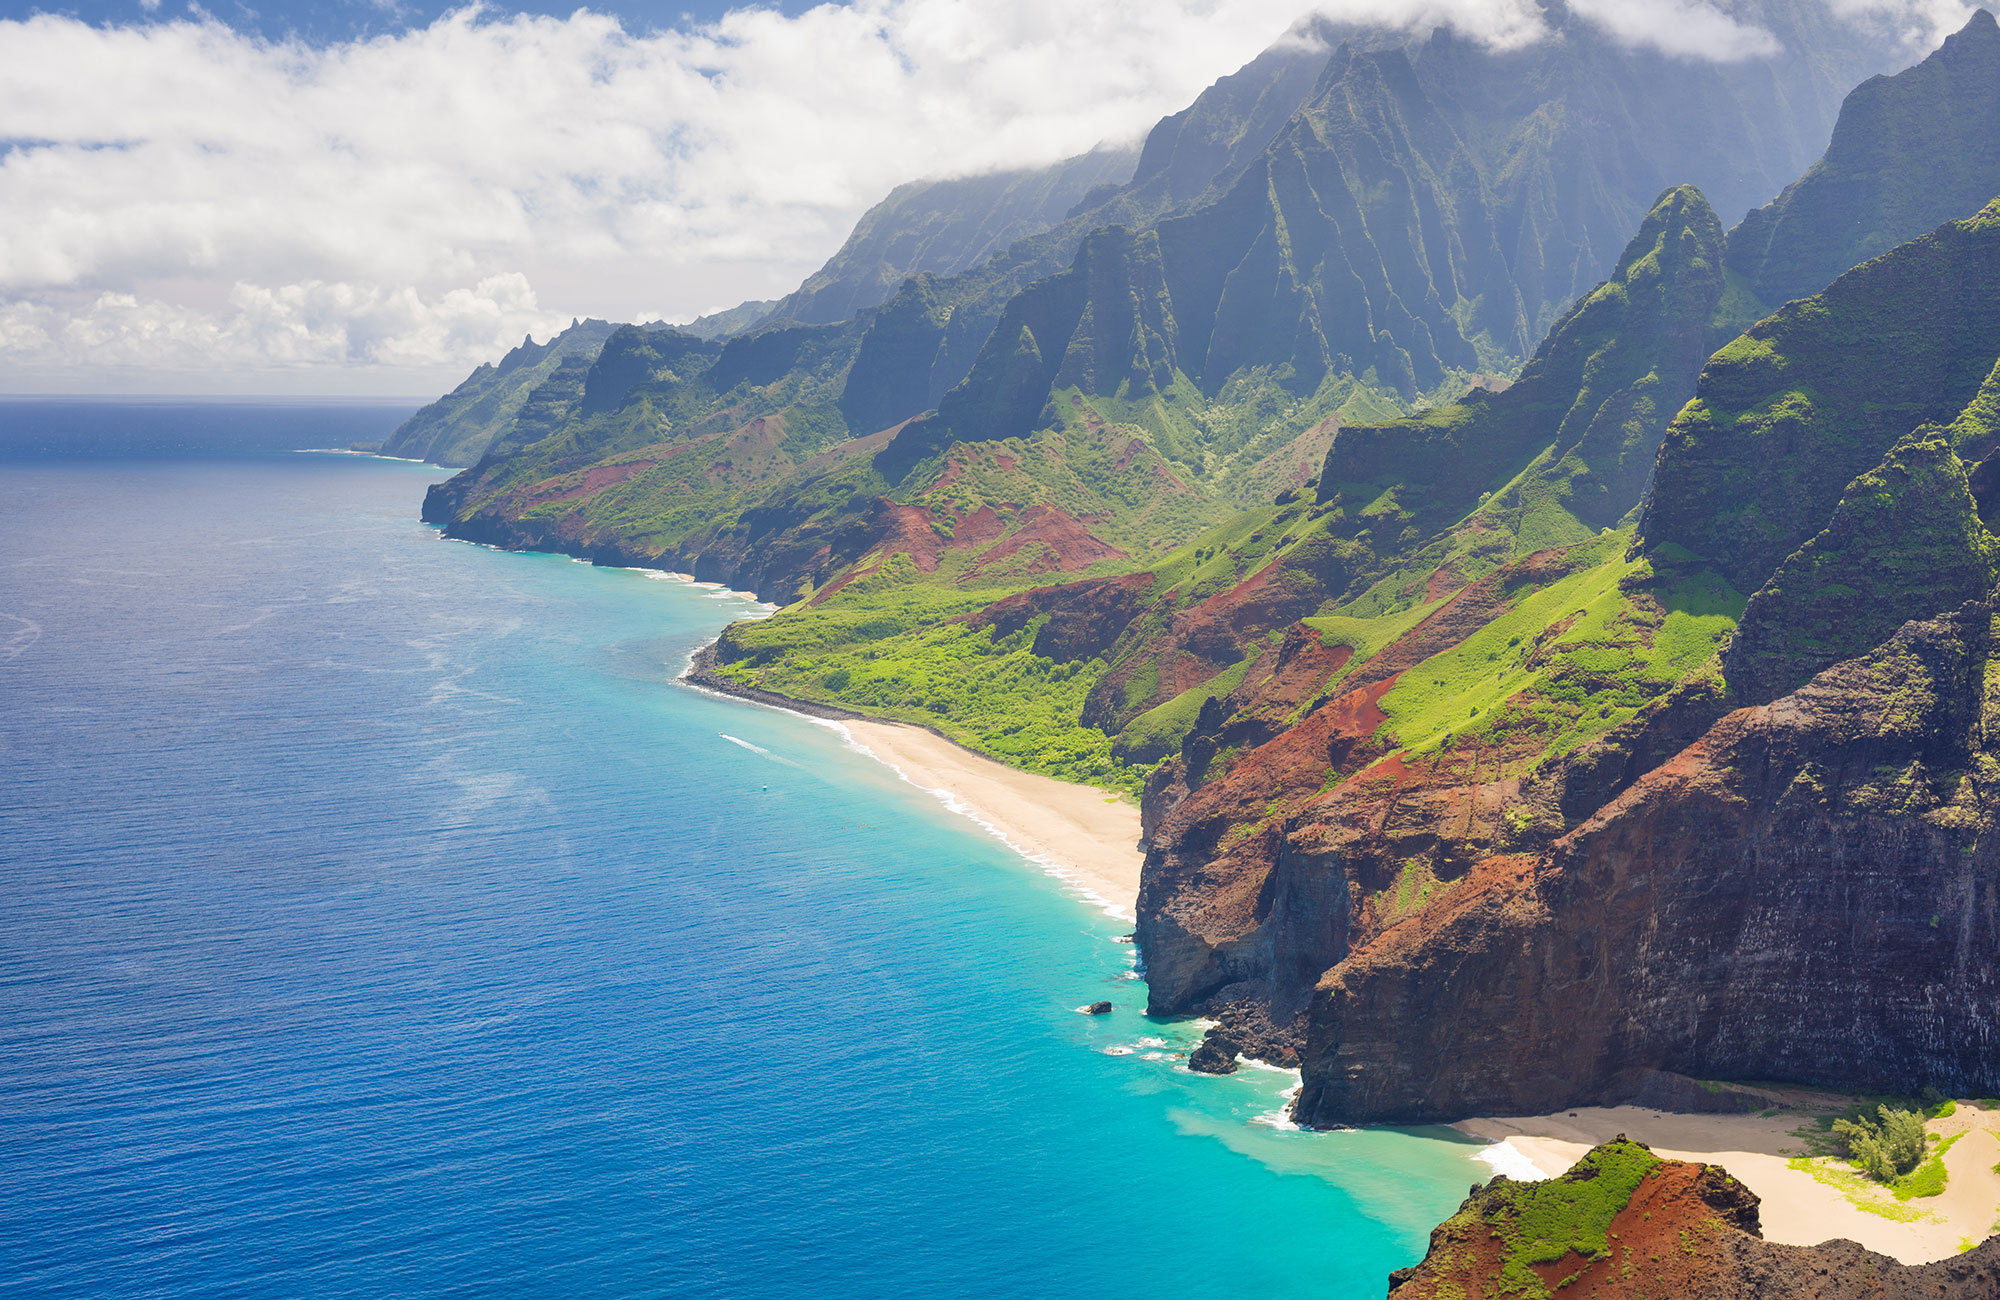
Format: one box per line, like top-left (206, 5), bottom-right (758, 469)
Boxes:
top-left (0, 0), bottom-right (1983, 396)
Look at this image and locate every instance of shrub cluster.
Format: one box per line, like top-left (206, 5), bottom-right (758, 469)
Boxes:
top-left (1831, 1105), bottom-right (1928, 1182)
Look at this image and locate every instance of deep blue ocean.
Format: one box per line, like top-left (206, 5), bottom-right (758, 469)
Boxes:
top-left (0, 403), bottom-right (1485, 1299)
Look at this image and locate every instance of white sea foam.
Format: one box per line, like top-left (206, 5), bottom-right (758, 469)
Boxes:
top-left (1102, 1046), bottom-right (1134, 1056)
top-left (823, 717), bottom-right (1136, 924)
top-left (719, 734), bottom-right (770, 755)
top-left (679, 641), bottom-right (1126, 920)
top-left (1474, 1139), bottom-right (1548, 1182)
top-left (293, 449), bottom-right (428, 463)
top-left (1136, 1036), bottom-right (1166, 1048)
top-left (2, 614), bottom-right (44, 662)
top-left (1249, 1076), bottom-right (1306, 1131)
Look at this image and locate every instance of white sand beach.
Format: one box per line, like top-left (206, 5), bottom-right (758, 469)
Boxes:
top-left (1461, 1097), bottom-right (2000, 1264)
top-left (838, 718), bottom-right (1144, 920)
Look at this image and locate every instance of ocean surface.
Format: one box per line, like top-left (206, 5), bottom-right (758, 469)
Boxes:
top-left (0, 404), bottom-right (1487, 1299)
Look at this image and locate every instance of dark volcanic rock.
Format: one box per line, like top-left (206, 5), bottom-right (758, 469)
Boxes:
top-left (1079, 1001), bottom-right (1113, 1016)
top-left (1298, 597), bottom-right (2000, 1126)
top-left (1609, 1070), bottom-right (1781, 1117)
top-left (1187, 1029), bottom-right (1241, 1075)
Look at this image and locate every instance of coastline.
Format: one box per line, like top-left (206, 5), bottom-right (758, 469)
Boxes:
top-left (682, 641), bottom-right (1144, 919)
top-left (1460, 1099), bottom-right (2000, 1264)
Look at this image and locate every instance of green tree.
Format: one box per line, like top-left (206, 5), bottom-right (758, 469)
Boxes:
top-left (1832, 1106), bottom-right (1929, 1181)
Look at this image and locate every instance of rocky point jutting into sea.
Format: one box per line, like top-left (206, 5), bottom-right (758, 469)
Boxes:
top-left (386, 4), bottom-right (2000, 1289)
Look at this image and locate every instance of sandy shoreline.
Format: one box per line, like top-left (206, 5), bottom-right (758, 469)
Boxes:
top-left (1460, 1098), bottom-right (2000, 1264)
top-left (837, 718), bottom-right (1144, 919)
top-left (680, 644), bottom-right (1143, 918)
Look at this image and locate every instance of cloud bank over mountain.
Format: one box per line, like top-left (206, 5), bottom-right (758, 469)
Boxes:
top-left (0, 0), bottom-right (1977, 391)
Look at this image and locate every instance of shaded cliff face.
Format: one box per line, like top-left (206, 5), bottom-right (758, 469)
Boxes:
top-left (1722, 427), bottom-right (1999, 705)
top-left (1728, 8), bottom-right (2000, 311)
top-left (1392, 1140), bottom-right (2000, 1300)
top-left (1300, 597), bottom-right (2000, 1124)
top-left (1644, 198), bottom-right (2000, 596)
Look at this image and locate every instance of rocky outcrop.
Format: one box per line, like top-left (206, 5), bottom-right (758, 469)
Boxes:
top-left (1391, 1140), bottom-right (2000, 1300)
top-left (1298, 597), bottom-right (2000, 1125)
top-left (1187, 1030), bottom-right (1241, 1075)
top-left (963, 573), bottom-right (1154, 665)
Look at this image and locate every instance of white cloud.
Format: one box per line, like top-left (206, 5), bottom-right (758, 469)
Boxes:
top-left (1569, 0), bottom-right (1781, 60)
top-left (0, 0), bottom-right (1970, 391)
top-left (1826, 0), bottom-right (1984, 45)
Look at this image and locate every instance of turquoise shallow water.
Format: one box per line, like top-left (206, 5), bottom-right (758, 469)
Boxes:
top-left (0, 428), bottom-right (1486, 1298)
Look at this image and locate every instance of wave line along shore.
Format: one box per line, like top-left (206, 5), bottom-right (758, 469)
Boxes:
top-left (682, 640), bottom-right (1143, 919)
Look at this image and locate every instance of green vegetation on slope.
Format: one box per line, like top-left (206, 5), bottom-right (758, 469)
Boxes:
top-left (1642, 197), bottom-right (2000, 597)
top-left (383, 319), bottom-right (618, 465)
top-left (1724, 427), bottom-right (2000, 704)
top-left (711, 557), bottom-right (1144, 795)
top-left (1314, 186), bottom-right (1730, 601)
top-left (1728, 9), bottom-right (2000, 309)
top-left (1473, 1138), bottom-right (1663, 1297)
top-left (1372, 533), bottom-right (1742, 761)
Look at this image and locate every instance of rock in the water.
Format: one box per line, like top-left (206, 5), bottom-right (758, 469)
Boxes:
top-left (1187, 1030), bottom-right (1240, 1075)
top-left (1078, 1001), bottom-right (1112, 1016)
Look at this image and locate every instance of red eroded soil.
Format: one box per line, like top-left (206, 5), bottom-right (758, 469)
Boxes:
top-left (966, 504), bottom-right (1125, 576)
top-left (521, 459), bottom-right (657, 507)
top-left (808, 501), bottom-right (1119, 604)
top-left (1423, 561), bottom-right (1467, 602)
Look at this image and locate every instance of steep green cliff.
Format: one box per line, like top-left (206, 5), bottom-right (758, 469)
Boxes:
top-left (381, 319), bottom-right (617, 466)
top-left (878, 10), bottom-right (1884, 491)
top-left (1641, 197), bottom-right (2000, 595)
top-left (1728, 8), bottom-right (2000, 310)
top-left (1723, 427), bottom-right (1999, 704)
top-left (1316, 184), bottom-right (1728, 579)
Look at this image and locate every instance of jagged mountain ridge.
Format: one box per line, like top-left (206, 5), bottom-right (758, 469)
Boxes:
top-left (1728, 7), bottom-right (2000, 309)
top-left (424, 1), bottom-right (1895, 592)
top-left (380, 319), bottom-right (618, 466)
top-left (880, 4), bottom-right (1891, 482)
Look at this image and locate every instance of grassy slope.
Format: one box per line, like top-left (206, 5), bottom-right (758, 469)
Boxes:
top-left (709, 192), bottom-right (1753, 795)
